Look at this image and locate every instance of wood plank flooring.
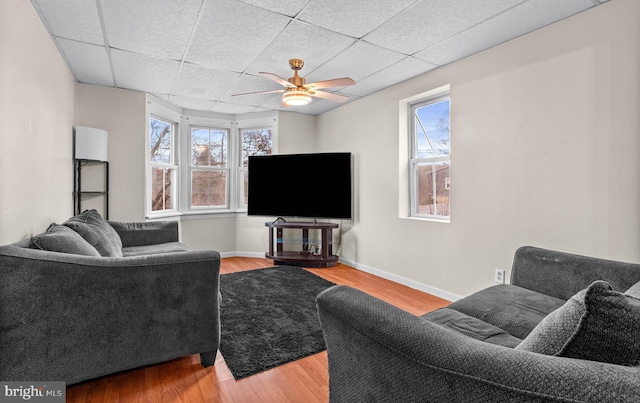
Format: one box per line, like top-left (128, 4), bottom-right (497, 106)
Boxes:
top-left (66, 257), bottom-right (450, 402)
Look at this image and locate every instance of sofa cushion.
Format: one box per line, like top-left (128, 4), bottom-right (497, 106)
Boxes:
top-left (122, 242), bottom-right (189, 257)
top-left (29, 224), bottom-right (100, 256)
top-left (446, 284), bottom-right (565, 339)
top-left (422, 308), bottom-right (522, 348)
top-left (64, 210), bottom-right (123, 257)
top-left (516, 280), bottom-right (640, 366)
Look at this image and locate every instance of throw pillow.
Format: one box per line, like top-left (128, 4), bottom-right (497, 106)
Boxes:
top-left (626, 281), bottom-right (640, 298)
top-left (64, 209), bottom-right (123, 257)
top-left (516, 280), bottom-right (640, 366)
top-left (30, 224), bottom-right (101, 256)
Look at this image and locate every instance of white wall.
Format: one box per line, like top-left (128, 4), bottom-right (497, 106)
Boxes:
top-left (235, 111), bottom-right (318, 255)
top-left (0, 0), bottom-right (76, 244)
top-left (316, 0), bottom-right (640, 298)
top-left (75, 84), bottom-right (147, 222)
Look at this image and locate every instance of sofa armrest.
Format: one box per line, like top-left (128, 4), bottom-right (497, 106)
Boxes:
top-left (108, 220), bottom-right (179, 247)
top-left (317, 285), bottom-right (640, 403)
top-left (511, 246), bottom-right (640, 300)
top-left (0, 245), bottom-right (220, 385)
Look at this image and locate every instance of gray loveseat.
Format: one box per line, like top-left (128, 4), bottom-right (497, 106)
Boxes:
top-left (0, 210), bottom-right (220, 385)
top-left (317, 246), bottom-right (640, 402)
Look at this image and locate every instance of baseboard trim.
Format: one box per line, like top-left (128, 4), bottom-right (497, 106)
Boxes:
top-left (220, 251), bottom-right (461, 302)
top-left (339, 257), bottom-right (462, 302)
top-left (220, 251), bottom-right (265, 259)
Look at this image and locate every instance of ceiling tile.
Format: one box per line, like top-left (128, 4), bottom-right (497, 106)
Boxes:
top-left (305, 41), bottom-right (406, 84)
top-left (111, 49), bottom-right (180, 94)
top-left (100, 0), bottom-right (201, 60)
top-left (414, 0), bottom-right (595, 66)
top-left (168, 96), bottom-right (216, 111)
top-left (211, 102), bottom-right (259, 114)
top-left (172, 63), bottom-right (242, 100)
top-left (56, 38), bottom-right (114, 86)
top-left (235, 0), bottom-right (309, 17)
top-left (220, 74), bottom-right (284, 105)
top-left (364, 0), bottom-right (522, 55)
top-left (341, 56), bottom-right (437, 97)
top-left (245, 21), bottom-right (356, 78)
top-left (31, 0), bottom-right (104, 45)
top-left (186, 0), bottom-right (290, 72)
top-left (297, 0), bottom-right (417, 39)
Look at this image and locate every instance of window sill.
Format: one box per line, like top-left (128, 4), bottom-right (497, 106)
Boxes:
top-left (400, 215), bottom-right (450, 224)
top-left (146, 209), bottom-right (249, 221)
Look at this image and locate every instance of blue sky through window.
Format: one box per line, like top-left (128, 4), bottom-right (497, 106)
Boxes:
top-left (415, 99), bottom-right (450, 158)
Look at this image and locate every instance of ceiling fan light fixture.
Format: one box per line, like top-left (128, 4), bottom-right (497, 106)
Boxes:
top-left (282, 88), bottom-right (311, 106)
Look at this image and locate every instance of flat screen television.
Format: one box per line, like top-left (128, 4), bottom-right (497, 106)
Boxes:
top-left (247, 152), bottom-right (352, 219)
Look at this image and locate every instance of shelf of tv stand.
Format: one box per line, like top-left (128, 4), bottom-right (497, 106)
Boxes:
top-left (265, 221), bottom-right (339, 268)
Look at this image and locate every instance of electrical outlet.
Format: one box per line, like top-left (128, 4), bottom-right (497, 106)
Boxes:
top-left (495, 269), bottom-right (505, 284)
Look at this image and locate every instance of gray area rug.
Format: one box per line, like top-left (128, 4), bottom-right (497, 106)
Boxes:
top-left (219, 266), bottom-right (335, 379)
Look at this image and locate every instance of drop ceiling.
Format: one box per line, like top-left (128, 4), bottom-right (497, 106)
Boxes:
top-left (31, 0), bottom-right (608, 116)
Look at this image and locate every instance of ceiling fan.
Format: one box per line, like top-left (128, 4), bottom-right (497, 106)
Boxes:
top-left (232, 59), bottom-right (355, 107)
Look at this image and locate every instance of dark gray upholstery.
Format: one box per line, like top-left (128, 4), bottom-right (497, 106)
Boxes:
top-left (29, 223), bottom-right (100, 256)
top-left (511, 246), bottom-right (640, 300)
top-left (317, 246), bottom-right (640, 402)
top-left (108, 220), bottom-right (179, 247)
top-left (422, 308), bottom-right (521, 347)
top-left (122, 242), bottom-right (189, 256)
top-left (63, 209), bottom-right (123, 257)
top-left (0, 218), bottom-right (220, 385)
top-left (517, 280), bottom-right (640, 366)
top-left (446, 284), bottom-right (564, 339)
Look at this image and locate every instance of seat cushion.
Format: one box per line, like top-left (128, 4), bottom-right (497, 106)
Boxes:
top-left (422, 308), bottom-right (522, 348)
top-left (122, 242), bottom-right (189, 257)
top-left (29, 224), bottom-right (100, 256)
top-left (64, 209), bottom-right (123, 257)
top-left (447, 284), bottom-right (565, 339)
top-left (516, 280), bottom-right (640, 366)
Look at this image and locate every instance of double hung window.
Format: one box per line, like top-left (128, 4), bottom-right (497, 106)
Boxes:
top-left (149, 116), bottom-right (177, 213)
top-left (239, 128), bottom-right (273, 207)
top-left (146, 99), bottom-right (276, 217)
top-left (409, 94), bottom-right (450, 220)
top-left (190, 127), bottom-right (229, 209)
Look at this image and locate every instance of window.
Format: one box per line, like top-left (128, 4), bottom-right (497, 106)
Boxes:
top-left (149, 116), bottom-right (177, 213)
top-left (239, 127), bottom-right (273, 207)
top-left (190, 127), bottom-right (229, 209)
top-left (409, 94), bottom-right (450, 220)
top-left (146, 97), bottom-right (277, 217)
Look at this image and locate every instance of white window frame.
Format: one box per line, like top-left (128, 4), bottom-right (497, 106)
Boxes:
top-left (147, 114), bottom-right (179, 217)
top-left (408, 91), bottom-right (451, 222)
top-left (188, 126), bottom-right (231, 211)
top-left (237, 125), bottom-right (275, 210)
top-left (146, 97), bottom-right (277, 218)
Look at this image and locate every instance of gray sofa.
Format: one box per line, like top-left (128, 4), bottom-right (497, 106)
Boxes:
top-left (317, 246), bottom-right (640, 402)
top-left (0, 210), bottom-right (221, 385)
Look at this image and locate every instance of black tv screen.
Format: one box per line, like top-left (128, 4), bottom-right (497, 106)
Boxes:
top-left (248, 152), bottom-right (352, 219)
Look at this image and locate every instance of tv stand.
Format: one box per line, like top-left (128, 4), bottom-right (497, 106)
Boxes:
top-left (265, 221), bottom-right (339, 268)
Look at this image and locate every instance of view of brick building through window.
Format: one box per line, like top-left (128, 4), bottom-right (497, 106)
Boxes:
top-left (412, 97), bottom-right (450, 218)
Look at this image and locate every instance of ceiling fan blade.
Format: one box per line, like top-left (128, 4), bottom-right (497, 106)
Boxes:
top-left (231, 89), bottom-right (285, 97)
top-left (259, 72), bottom-right (293, 87)
top-left (311, 90), bottom-right (349, 103)
top-left (307, 77), bottom-right (355, 90)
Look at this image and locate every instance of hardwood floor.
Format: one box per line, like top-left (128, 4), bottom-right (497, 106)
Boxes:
top-left (66, 257), bottom-right (450, 402)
